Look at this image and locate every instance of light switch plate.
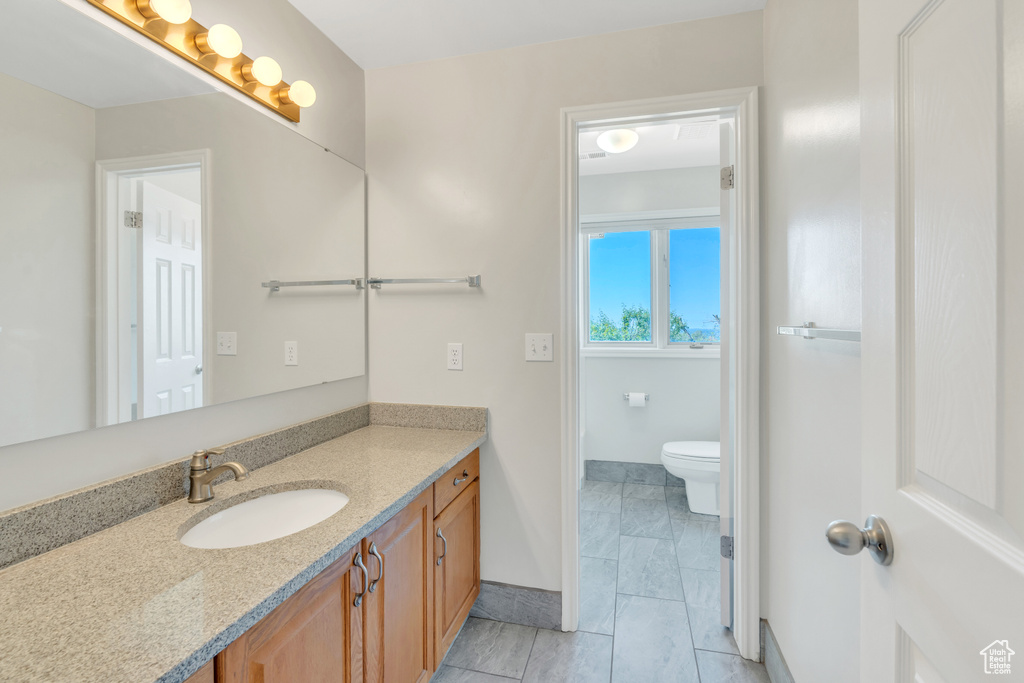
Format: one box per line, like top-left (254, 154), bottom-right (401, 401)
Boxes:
top-left (217, 332), bottom-right (237, 356)
top-left (525, 333), bottom-right (553, 361)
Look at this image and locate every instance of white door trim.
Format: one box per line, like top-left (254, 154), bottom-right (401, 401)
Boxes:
top-left (95, 149), bottom-right (212, 427)
top-left (559, 87), bottom-right (760, 659)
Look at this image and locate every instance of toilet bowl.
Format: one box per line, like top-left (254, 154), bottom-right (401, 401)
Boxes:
top-left (660, 441), bottom-right (720, 516)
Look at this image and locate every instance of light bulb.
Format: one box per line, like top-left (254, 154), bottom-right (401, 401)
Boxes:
top-left (195, 24), bottom-right (243, 59)
top-left (280, 80), bottom-right (316, 108)
top-left (596, 129), bottom-right (639, 154)
top-left (243, 56), bottom-right (282, 87)
top-left (137, 0), bottom-right (192, 24)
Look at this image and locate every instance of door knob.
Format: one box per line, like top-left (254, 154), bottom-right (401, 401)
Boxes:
top-left (195, 364), bottom-right (203, 375)
top-left (826, 515), bottom-right (893, 566)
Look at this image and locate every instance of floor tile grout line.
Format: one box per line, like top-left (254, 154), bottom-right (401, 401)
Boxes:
top-left (613, 588), bottom-right (688, 603)
top-left (668, 485), bottom-right (705, 683)
top-left (518, 623), bottom-right (539, 682)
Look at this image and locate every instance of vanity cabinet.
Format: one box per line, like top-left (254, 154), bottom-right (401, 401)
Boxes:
top-left (433, 478), bottom-right (481, 663)
top-left (215, 545), bottom-right (364, 683)
top-left (363, 487), bottom-right (435, 683)
top-left (211, 449), bottom-right (480, 683)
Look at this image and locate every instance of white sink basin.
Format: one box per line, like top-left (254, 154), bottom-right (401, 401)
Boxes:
top-left (180, 489), bottom-right (349, 549)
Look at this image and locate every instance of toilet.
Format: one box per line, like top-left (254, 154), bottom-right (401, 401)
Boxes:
top-left (660, 441), bottom-right (720, 516)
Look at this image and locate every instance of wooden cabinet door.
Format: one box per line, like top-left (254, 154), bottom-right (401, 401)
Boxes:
top-left (363, 487), bottom-right (434, 683)
top-left (433, 480), bottom-right (480, 664)
top-left (183, 660), bottom-right (213, 683)
top-left (216, 546), bottom-right (365, 683)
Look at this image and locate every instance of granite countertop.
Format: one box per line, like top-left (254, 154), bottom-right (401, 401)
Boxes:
top-left (0, 425), bottom-right (486, 683)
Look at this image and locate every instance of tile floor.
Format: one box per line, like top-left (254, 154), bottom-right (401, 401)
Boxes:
top-left (432, 481), bottom-right (770, 683)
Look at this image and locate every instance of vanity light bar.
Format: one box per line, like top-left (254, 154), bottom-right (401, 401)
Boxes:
top-left (83, 0), bottom-right (313, 123)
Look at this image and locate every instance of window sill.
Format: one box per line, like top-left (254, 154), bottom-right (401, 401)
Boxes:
top-left (580, 346), bottom-right (721, 359)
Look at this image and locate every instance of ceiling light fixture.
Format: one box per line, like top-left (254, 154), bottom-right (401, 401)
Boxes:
top-left (279, 80), bottom-right (316, 108)
top-left (242, 56), bottom-right (283, 87)
top-left (135, 0), bottom-right (192, 24)
top-left (596, 129), bottom-right (640, 154)
top-left (194, 24), bottom-right (243, 59)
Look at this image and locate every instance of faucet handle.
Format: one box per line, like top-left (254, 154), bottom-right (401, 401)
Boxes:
top-left (189, 447), bottom-right (227, 471)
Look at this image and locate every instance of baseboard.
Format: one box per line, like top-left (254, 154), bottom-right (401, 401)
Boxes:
top-left (469, 581), bottom-right (562, 630)
top-left (584, 459), bottom-right (686, 487)
top-left (762, 620), bottom-right (796, 683)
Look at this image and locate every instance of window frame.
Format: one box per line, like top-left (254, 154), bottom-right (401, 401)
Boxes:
top-left (580, 210), bottom-right (721, 358)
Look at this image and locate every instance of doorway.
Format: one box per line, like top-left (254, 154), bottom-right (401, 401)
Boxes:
top-left (560, 88), bottom-right (760, 662)
top-left (97, 151), bottom-right (210, 427)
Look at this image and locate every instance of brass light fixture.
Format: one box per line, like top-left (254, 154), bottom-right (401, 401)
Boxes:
top-left (84, 0), bottom-right (316, 122)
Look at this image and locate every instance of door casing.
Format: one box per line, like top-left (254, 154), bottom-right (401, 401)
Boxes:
top-left (559, 86), bottom-right (761, 659)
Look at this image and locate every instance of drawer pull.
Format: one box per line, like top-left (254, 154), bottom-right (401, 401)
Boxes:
top-left (436, 528), bottom-right (447, 566)
top-left (453, 469), bottom-right (469, 486)
top-left (353, 552), bottom-right (369, 607)
top-left (368, 542), bottom-right (384, 593)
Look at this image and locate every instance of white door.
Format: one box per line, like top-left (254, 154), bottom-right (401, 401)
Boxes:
top-left (860, 1), bottom-right (1024, 681)
top-left (719, 114), bottom-right (736, 629)
top-left (139, 179), bottom-right (203, 417)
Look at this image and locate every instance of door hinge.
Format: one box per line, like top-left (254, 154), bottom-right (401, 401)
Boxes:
top-left (720, 165), bottom-right (735, 190)
top-left (721, 535), bottom-right (734, 560)
top-left (123, 210), bottom-right (143, 229)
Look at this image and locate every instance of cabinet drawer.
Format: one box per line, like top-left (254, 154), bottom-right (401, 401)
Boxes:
top-left (433, 449), bottom-right (479, 514)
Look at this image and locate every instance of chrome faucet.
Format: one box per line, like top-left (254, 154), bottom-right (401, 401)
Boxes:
top-left (188, 448), bottom-right (249, 503)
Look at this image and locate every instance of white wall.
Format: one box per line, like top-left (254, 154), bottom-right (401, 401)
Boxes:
top-left (0, 73), bottom-right (95, 447)
top-left (366, 12), bottom-right (763, 591)
top-left (761, 0), bottom-right (861, 681)
top-left (579, 166), bottom-right (719, 216)
top-left (583, 357), bottom-right (719, 464)
top-left (0, 0), bottom-right (367, 514)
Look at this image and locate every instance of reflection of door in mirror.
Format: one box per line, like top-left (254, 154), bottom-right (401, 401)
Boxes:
top-left (100, 156), bottom-right (207, 425)
top-left (139, 174), bottom-right (203, 418)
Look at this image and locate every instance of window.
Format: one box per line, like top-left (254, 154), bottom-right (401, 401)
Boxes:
top-left (668, 228), bottom-right (721, 343)
top-left (588, 231), bottom-right (652, 342)
top-left (584, 222), bottom-right (720, 350)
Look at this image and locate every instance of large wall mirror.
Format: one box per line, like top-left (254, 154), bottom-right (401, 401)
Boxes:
top-left (0, 0), bottom-right (366, 449)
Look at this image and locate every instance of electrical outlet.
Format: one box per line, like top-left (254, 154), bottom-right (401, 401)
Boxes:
top-left (448, 343), bottom-right (463, 371)
top-left (284, 341), bottom-right (298, 366)
top-left (525, 333), bottom-right (553, 362)
top-left (217, 332), bottom-right (237, 356)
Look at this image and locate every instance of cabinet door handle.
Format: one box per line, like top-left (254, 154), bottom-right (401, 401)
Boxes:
top-left (353, 552), bottom-right (369, 607)
top-left (368, 542), bottom-right (385, 593)
top-left (436, 528), bottom-right (448, 566)
top-left (453, 469), bottom-right (469, 486)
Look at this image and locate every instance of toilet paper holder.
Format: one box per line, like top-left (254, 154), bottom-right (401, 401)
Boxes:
top-left (622, 393), bottom-right (650, 401)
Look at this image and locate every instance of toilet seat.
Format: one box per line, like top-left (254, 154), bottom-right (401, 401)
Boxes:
top-left (661, 441), bottom-right (719, 462)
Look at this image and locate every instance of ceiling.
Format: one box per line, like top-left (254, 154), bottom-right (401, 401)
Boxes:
top-left (286, 0), bottom-right (766, 70)
top-left (0, 0), bottom-right (213, 110)
top-left (579, 118), bottom-right (720, 176)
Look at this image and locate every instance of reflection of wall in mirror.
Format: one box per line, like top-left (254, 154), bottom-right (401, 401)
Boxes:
top-left (0, 72), bottom-right (96, 446)
top-left (94, 93), bottom-right (366, 406)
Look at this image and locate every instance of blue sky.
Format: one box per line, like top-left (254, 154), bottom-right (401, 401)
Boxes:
top-left (589, 228), bottom-right (720, 328)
